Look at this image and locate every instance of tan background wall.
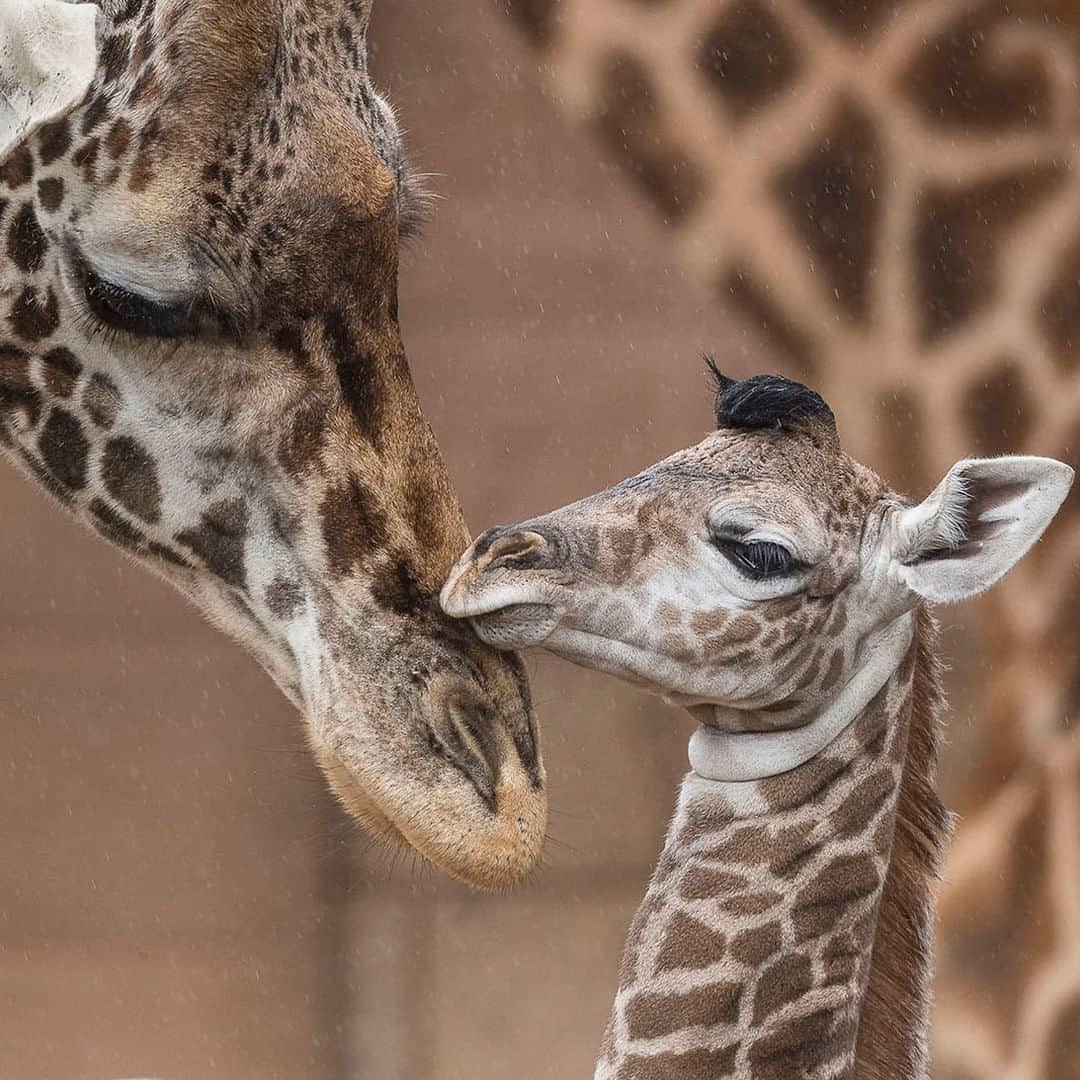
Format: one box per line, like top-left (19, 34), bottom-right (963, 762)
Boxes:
top-left (0, 2), bottom-right (763, 1077)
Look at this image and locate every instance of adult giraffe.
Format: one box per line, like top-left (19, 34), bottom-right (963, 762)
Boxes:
top-left (0, 0), bottom-right (545, 889)
top-left (443, 370), bottom-right (1074, 1078)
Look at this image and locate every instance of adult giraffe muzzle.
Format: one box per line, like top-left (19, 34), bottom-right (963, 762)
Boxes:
top-left (0, 0), bottom-right (545, 890)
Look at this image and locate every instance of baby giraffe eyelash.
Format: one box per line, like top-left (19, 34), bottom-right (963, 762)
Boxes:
top-left (711, 536), bottom-right (798, 580)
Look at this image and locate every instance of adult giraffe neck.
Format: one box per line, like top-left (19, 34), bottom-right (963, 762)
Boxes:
top-left (596, 609), bottom-right (947, 1080)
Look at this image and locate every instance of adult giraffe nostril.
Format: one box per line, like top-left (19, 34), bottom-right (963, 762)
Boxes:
top-left (428, 692), bottom-right (505, 813)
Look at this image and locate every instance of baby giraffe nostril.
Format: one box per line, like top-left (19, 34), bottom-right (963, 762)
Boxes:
top-left (485, 530), bottom-right (552, 571)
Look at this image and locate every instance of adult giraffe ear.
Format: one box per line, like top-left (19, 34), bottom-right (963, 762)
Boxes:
top-left (0, 0), bottom-right (100, 161)
top-left (893, 456), bottom-right (1074, 604)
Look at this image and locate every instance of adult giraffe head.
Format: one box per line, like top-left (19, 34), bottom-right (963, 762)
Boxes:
top-left (0, 0), bottom-right (545, 889)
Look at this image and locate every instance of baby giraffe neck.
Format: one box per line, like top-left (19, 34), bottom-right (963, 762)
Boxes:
top-left (596, 609), bottom-right (949, 1080)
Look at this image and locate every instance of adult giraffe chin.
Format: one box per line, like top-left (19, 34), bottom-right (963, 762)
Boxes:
top-left (0, 0), bottom-right (546, 890)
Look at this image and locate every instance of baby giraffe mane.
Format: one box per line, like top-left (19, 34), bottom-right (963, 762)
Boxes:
top-left (856, 605), bottom-right (952, 1080)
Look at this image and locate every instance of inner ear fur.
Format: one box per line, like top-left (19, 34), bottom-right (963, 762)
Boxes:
top-left (895, 456), bottom-right (1074, 604)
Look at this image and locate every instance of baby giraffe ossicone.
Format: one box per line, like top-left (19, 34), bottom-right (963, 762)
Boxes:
top-left (442, 372), bottom-right (1073, 1080)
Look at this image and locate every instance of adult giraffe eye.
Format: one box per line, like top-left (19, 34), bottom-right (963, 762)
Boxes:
top-left (713, 537), bottom-right (796, 581)
top-left (79, 257), bottom-right (189, 339)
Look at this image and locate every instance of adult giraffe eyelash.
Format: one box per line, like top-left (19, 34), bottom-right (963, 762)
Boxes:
top-left (78, 258), bottom-right (191, 340)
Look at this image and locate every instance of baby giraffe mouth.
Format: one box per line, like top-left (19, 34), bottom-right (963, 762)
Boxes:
top-left (441, 540), bottom-right (562, 651)
top-left (469, 603), bottom-right (560, 650)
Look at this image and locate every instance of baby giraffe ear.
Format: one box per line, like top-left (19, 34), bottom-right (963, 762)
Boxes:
top-left (0, 0), bottom-right (100, 161)
top-left (893, 456), bottom-right (1074, 604)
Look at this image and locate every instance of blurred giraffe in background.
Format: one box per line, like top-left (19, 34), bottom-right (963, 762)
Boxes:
top-left (502, 1), bottom-right (1080, 1075)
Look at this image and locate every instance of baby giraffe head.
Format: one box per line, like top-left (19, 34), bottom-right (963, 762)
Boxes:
top-left (443, 369), bottom-right (1073, 777)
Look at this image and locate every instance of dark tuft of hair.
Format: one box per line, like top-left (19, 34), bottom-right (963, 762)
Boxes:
top-left (705, 358), bottom-right (836, 434)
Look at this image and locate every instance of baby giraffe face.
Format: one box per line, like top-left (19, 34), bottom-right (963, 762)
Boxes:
top-left (443, 373), bottom-right (1072, 746)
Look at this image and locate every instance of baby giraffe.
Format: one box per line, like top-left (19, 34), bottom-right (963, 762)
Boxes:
top-left (441, 371), bottom-right (1074, 1080)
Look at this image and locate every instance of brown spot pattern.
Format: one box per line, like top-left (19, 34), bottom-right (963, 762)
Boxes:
top-left (7, 203), bottom-right (48, 273)
top-left (835, 769), bottom-right (894, 839)
top-left (1045, 994), bottom-right (1080, 1079)
top-left (597, 54), bottom-right (704, 223)
top-left (505, 0), bottom-right (560, 48)
top-left (89, 496), bottom-right (144, 549)
top-left (9, 286), bottom-right (59, 342)
top-left (1041, 231), bottom-right (1080, 374)
top-left (102, 436), bottom-right (162, 524)
top-left (964, 360), bottom-right (1034, 457)
top-left (730, 922), bottom-right (782, 966)
top-left (792, 853), bottom-right (880, 941)
top-left (105, 118), bottom-right (133, 159)
top-left (265, 576), bottom-right (304, 620)
top-left (626, 981), bottom-right (742, 1040)
top-left (902, 6), bottom-right (1053, 131)
top-left (37, 119), bottom-right (72, 166)
top-left (747, 1005), bottom-right (847, 1079)
top-left (320, 476), bottom-right (389, 578)
top-left (83, 373), bottom-right (121, 429)
top-left (701, 823), bottom-right (769, 863)
top-left (279, 401), bottom-right (326, 474)
top-left (325, 310), bottom-right (384, 443)
top-left (698, 1), bottom-right (800, 122)
top-left (40, 347), bottom-right (81, 398)
top-left (915, 166), bottom-right (1065, 342)
top-left (1, 146), bottom-right (33, 189)
top-left (752, 951), bottom-right (813, 1023)
top-left (655, 911), bottom-right (727, 972)
top-left (680, 864), bottom-right (753, 900)
top-left (775, 99), bottom-right (882, 322)
top-left (0, 346), bottom-right (40, 428)
top-left (616, 1046), bottom-right (738, 1080)
top-left (72, 138), bottom-right (100, 183)
top-left (370, 555), bottom-right (429, 616)
top-left (875, 387), bottom-right (927, 499)
top-left (766, 821), bottom-right (819, 877)
top-left (176, 499), bottom-right (250, 588)
top-left (38, 408), bottom-right (90, 491)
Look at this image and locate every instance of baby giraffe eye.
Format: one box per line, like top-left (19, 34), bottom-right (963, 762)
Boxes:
top-left (713, 537), bottom-right (796, 580)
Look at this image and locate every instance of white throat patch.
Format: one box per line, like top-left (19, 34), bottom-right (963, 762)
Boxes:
top-left (688, 613), bottom-right (915, 784)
